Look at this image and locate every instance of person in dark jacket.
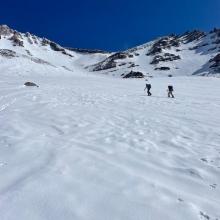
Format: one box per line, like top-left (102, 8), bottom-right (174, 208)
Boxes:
top-left (144, 84), bottom-right (152, 96)
top-left (167, 85), bottom-right (174, 98)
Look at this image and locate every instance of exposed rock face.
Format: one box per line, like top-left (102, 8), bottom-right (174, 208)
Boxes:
top-left (189, 43), bottom-right (209, 50)
top-left (128, 63), bottom-right (139, 68)
top-left (208, 47), bottom-right (217, 51)
top-left (0, 49), bottom-right (17, 58)
top-left (92, 52), bottom-right (129, 71)
top-left (210, 29), bottom-right (220, 49)
top-left (50, 41), bottom-right (65, 52)
top-left (182, 30), bottom-right (205, 43)
top-left (109, 52), bottom-right (128, 60)
top-left (32, 35), bottom-right (38, 44)
top-left (147, 36), bottom-right (180, 56)
top-left (25, 32), bottom-right (34, 44)
top-left (24, 82), bottom-right (39, 87)
top-left (150, 53), bottom-right (181, 64)
top-left (154, 67), bottom-right (170, 71)
top-left (93, 59), bottom-right (117, 71)
top-left (42, 38), bottom-right (73, 57)
top-left (41, 38), bottom-right (50, 46)
top-left (0, 25), bottom-right (13, 36)
top-left (209, 54), bottom-right (220, 72)
top-left (122, 71), bottom-right (144, 78)
top-left (9, 32), bottom-right (24, 47)
top-left (210, 28), bottom-right (220, 35)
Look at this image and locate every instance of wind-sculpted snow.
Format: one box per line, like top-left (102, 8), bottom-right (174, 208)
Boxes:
top-left (0, 72), bottom-right (220, 220)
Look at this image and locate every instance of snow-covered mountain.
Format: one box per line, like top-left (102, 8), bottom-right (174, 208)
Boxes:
top-left (89, 29), bottom-right (220, 78)
top-left (0, 25), bottom-right (109, 77)
top-left (0, 24), bottom-right (220, 78)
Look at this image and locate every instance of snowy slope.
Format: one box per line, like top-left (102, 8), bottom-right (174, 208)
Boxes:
top-left (0, 71), bottom-right (220, 220)
top-left (0, 25), bottom-right (109, 75)
top-left (0, 24), bottom-right (220, 220)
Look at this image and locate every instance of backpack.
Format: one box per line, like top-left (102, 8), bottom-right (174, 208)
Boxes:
top-left (146, 84), bottom-right (151, 89)
top-left (168, 85), bottom-right (173, 91)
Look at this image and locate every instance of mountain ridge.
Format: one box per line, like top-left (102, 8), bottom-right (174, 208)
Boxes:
top-left (0, 24), bottom-right (220, 78)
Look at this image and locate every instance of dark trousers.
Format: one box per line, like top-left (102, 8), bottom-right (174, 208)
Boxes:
top-left (168, 91), bottom-right (174, 98)
top-left (147, 89), bottom-right (152, 96)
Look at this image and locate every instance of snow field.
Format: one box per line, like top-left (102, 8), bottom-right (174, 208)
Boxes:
top-left (0, 73), bottom-right (220, 220)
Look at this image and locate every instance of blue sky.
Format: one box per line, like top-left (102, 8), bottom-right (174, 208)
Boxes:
top-left (1, 0), bottom-right (220, 51)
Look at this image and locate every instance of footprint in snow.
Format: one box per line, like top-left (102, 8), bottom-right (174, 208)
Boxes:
top-left (199, 211), bottom-right (219, 220)
top-left (188, 169), bottom-right (203, 179)
top-left (178, 198), bottom-right (184, 202)
top-left (0, 162), bottom-right (7, 167)
top-left (201, 158), bottom-right (208, 163)
top-left (210, 184), bottom-right (217, 189)
top-left (200, 211), bottom-right (210, 220)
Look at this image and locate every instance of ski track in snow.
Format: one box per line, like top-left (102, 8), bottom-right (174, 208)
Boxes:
top-left (0, 74), bottom-right (220, 220)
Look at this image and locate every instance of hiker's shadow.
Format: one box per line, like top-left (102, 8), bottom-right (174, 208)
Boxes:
top-left (140, 95), bottom-right (170, 99)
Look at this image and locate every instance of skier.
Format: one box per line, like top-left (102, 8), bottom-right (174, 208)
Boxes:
top-left (167, 85), bottom-right (174, 98)
top-left (144, 83), bottom-right (152, 96)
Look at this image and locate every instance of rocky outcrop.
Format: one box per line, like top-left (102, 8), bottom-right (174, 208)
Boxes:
top-left (154, 67), bottom-right (170, 71)
top-left (109, 52), bottom-right (128, 60)
top-left (128, 63), bottom-right (139, 68)
top-left (0, 49), bottom-right (17, 58)
top-left (210, 29), bottom-right (220, 48)
top-left (210, 28), bottom-right (220, 36)
top-left (189, 43), bottom-right (209, 50)
top-left (24, 82), bottom-right (39, 87)
top-left (42, 38), bottom-right (73, 57)
top-left (92, 52), bottom-right (129, 71)
top-left (32, 35), bottom-right (38, 44)
top-left (50, 42), bottom-right (71, 56)
top-left (147, 36), bottom-right (180, 56)
top-left (9, 32), bottom-right (24, 47)
top-left (150, 53), bottom-right (180, 64)
top-left (122, 71), bottom-right (144, 78)
top-left (182, 30), bottom-right (205, 43)
top-left (93, 59), bottom-right (117, 71)
top-left (0, 25), bottom-right (13, 36)
top-left (209, 54), bottom-right (220, 72)
top-left (25, 32), bottom-right (34, 44)
top-left (50, 41), bottom-right (65, 52)
top-left (41, 38), bottom-right (50, 46)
